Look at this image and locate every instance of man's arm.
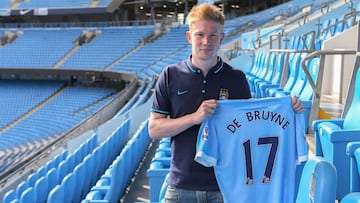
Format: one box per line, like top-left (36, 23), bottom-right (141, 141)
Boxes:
top-left (148, 99), bottom-right (218, 140)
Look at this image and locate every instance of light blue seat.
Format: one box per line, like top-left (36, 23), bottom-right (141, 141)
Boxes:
top-left (247, 53), bottom-right (270, 94)
top-left (267, 52), bottom-right (303, 97)
top-left (265, 52), bottom-right (301, 97)
top-left (295, 157), bottom-right (337, 203)
top-left (250, 52), bottom-right (277, 98)
top-left (34, 176), bottom-right (48, 203)
top-left (158, 173), bottom-right (169, 203)
top-left (341, 194), bottom-right (360, 203)
top-left (312, 67), bottom-right (360, 199)
top-left (19, 187), bottom-right (35, 203)
top-left (2, 189), bottom-right (16, 203)
top-left (274, 53), bottom-right (309, 98)
top-left (47, 185), bottom-right (64, 203)
top-left (255, 52), bottom-right (286, 98)
top-left (349, 144), bottom-right (360, 190)
top-left (85, 157), bottom-right (125, 203)
top-left (46, 168), bottom-right (58, 193)
top-left (15, 181), bottom-right (28, 200)
top-left (61, 172), bottom-right (76, 203)
top-left (73, 162), bottom-right (86, 203)
top-left (245, 53), bottom-right (266, 88)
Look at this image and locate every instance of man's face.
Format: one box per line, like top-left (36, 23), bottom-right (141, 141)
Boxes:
top-left (186, 20), bottom-right (224, 61)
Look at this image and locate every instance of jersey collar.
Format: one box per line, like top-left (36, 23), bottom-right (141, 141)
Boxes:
top-left (185, 56), bottom-right (224, 75)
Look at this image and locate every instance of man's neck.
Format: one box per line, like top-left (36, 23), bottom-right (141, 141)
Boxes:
top-left (192, 57), bottom-right (218, 77)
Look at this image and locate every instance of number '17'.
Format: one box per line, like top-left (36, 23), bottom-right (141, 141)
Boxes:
top-left (242, 136), bottom-right (279, 185)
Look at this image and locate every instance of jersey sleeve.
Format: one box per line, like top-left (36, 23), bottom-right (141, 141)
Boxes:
top-left (152, 67), bottom-right (171, 115)
top-left (295, 112), bottom-right (309, 164)
top-left (194, 119), bottom-right (218, 167)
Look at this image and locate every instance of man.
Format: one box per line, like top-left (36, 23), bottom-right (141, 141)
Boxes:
top-left (148, 3), bottom-right (304, 203)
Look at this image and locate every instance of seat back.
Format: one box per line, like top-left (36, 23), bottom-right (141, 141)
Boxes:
top-left (287, 53), bottom-right (308, 97)
top-left (285, 53), bottom-right (301, 91)
top-left (34, 176), bottom-right (48, 203)
top-left (343, 67), bottom-right (360, 129)
top-left (271, 52), bottom-right (285, 85)
top-left (47, 185), bottom-right (64, 203)
top-left (296, 157), bottom-right (337, 203)
top-left (19, 187), bottom-right (35, 203)
top-left (104, 155), bottom-right (125, 202)
top-left (61, 172), bottom-right (76, 203)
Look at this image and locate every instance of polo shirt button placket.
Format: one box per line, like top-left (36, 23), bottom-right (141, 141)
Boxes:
top-left (202, 79), bottom-right (206, 96)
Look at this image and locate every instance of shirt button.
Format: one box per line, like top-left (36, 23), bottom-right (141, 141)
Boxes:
top-left (203, 80), bottom-right (206, 84)
top-left (197, 70), bottom-right (201, 73)
top-left (202, 90), bottom-right (205, 94)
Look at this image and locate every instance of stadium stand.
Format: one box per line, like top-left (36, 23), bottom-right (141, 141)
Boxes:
top-left (0, 0), bottom-right (360, 202)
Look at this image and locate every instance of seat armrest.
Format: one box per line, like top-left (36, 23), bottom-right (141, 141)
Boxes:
top-left (347, 142), bottom-right (360, 156)
top-left (312, 119), bottom-right (344, 131)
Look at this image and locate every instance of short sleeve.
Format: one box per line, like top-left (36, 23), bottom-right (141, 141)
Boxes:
top-left (194, 119), bottom-right (218, 167)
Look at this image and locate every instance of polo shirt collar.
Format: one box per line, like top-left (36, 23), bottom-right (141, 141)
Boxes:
top-left (185, 56), bottom-right (224, 74)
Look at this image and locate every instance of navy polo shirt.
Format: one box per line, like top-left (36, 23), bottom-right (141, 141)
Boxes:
top-left (152, 56), bottom-right (251, 191)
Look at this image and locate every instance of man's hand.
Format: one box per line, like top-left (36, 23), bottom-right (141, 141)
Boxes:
top-left (291, 96), bottom-right (304, 113)
top-left (192, 99), bottom-right (218, 125)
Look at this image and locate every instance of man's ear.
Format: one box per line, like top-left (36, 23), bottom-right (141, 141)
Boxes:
top-left (219, 32), bottom-right (225, 44)
top-left (186, 31), bottom-right (192, 44)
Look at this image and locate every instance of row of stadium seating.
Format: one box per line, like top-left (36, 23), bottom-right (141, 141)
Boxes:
top-left (0, 0), bottom-right (111, 9)
top-left (2, 119), bottom-right (130, 203)
top-left (0, 26), bottom-right (156, 70)
top-left (0, 83), bottom-right (117, 173)
top-left (1, 0), bottom-right (359, 202)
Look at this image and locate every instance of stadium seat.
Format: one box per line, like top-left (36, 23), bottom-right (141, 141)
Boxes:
top-left (312, 67), bottom-right (360, 199)
top-left (250, 52), bottom-right (277, 97)
top-left (47, 185), bottom-right (64, 203)
top-left (46, 168), bottom-right (58, 192)
top-left (295, 157), bottom-right (337, 203)
top-left (2, 189), bottom-right (16, 203)
top-left (56, 160), bottom-right (68, 182)
top-left (26, 173), bottom-right (38, 188)
top-left (73, 162), bottom-right (86, 203)
top-left (158, 173), bottom-right (169, 203)
top-left (255, 52), bottom-right (286, 98)
top-left (269, 52), bottom-right (305, 97)
top-left (61, 172), bottom-right (76, 203)
top-left (34, 176), bottom-right (48, 203)
top-left (15, 181), bottom-right (28, 199)
top-left (341, 193), bottom-right (360, 203)
top-left (19, 187), bottom-right (35, 203)
top-left (247, 53), bottom-right (270, 94)
top-left (265, 52), bottom-right (301, 97)
top-left (273, 53), bottom-right (309, 98)
top-left (85, 155), bottom-right (125, 203)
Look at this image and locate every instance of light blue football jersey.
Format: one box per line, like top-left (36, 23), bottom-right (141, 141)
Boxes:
top-left (195, 96), bottom-right (308, 203)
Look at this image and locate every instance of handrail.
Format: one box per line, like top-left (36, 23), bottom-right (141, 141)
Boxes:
top-left (301, 49), bottom-right (356, 98)
top-left (301, 49), bottom-right (356, 133)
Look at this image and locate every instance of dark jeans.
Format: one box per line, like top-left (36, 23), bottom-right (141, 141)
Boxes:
top-left (164, 186), bottom-right (224, 203)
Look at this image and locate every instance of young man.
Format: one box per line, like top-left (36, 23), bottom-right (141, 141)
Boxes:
top-left (148, 3), bottom-right (304, 203)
